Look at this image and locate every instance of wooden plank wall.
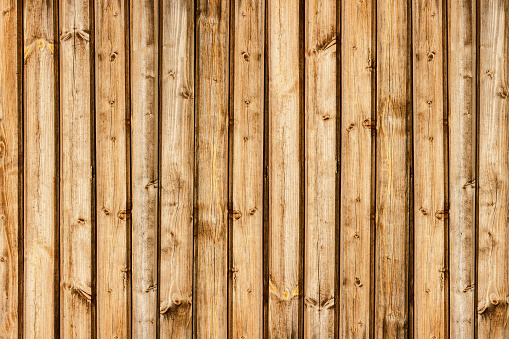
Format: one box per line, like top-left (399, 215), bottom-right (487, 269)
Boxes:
top-left (2, 0), bottom-right (509, 337)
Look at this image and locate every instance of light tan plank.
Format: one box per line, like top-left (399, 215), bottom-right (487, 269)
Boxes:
top-left (23, 0), bottom-right (58, 337)
top-left (159, 0), bottom-right (194, 337)
top-left (0, 0), bottom-right (19, 336)
top-left (448, 0), bottom-right (476, 336)
top-left (194, 0), bottom-right (229, 336)
top-left (231, 0), bottom-right (264, 337)
top-left (304, 0), bottom-right (336, 337)
top-left (375, 0), bottom-right (411, 336)
top-left (60, 0), bottom-right (93, 335)
top-left (267, 0), bottom-right (302, 336)
top-left (95, 0), bottom-right (129, 336)
top-left (131, 0), bottom-right (159, 336)
top-left (340, 0), bottom-right (374, 336)
top-left (477, 0), bottom-right (509, 336)
top-left (412, 0), bottom-right (446, 336)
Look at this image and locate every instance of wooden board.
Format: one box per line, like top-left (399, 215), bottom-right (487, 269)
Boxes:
top-left (130, 0), bottom-right (159, 337)
top-left (267, 0), bottom-right (303, 336)
top-left (448, 0), bottom-right (476, 336)
top-left (375, 0), bottom-right (412, 336)
top-left (95, 0), bottom-right (129, 336)
top-left (159, 0), bottom-right (194, 337)
top-left (194, 0), bottom-right (229, 337)
top-left (340, 0), bottom-right (375, 336)
top-left (230, 0), bottom-right (264, 337)
top-left (412, 0), bottom-right (447, 336)
top-left (304, 0), bottom-right (336, 337)
top-left (477, 0), bottom-right (509, 336)
top-left (23, 0), bottom-right (58, 337)
top-left (59, 0), bottom-right (93, 336)
top-left (0, 0), bottom-right (20, 336)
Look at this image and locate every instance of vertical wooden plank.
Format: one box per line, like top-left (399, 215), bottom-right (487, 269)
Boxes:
top-left (477, 0), bottom-right (509, 336)
top-left (159, 0), bottom-right (194, 337)
top-left (95, 0), bottom-right (129, 336)
top-left (267, 0), bottom-right (302, 336)
top-left (194, 0), bottom-right (229, 336)
top-left (448, 0), bottom-right (476, 336)
top-left (231, 0), bottom-right (264, 337)
top-left (0, 0), bottom-right (19, 335)
top-left (60, 0), bottom-right (93, 336)
top-left (130, 0), bottom-right (159, 336)
top-left (412, 0), bottom-right (447, 336)
top-left (304, 0), bottom-right (336, 337)
top-left (375, 0), bottom-right (411, 336)
top-left (23, 0), bottom-right (58, 337)
top-left (340, 0), bottom-right (374, 335)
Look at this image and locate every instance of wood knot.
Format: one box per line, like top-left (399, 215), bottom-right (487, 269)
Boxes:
top-left (241, 51), bottom-right (250, 62)
top-left (435, 210), bottom-right (448, 220)
top-left (229, 210), bottom-right (242, 220)
top-left (427, 52), bottom-right (435, 62)
top-left (76, 29), bottom-right (90, 41)
top-left (249, 207), bottom-right (258, 215)
top-left (179, 89), bottom-right (192, 99)
top-left (354, 277), bottom-right (362, 287)
top-left (117, 210), bottom-right (130, 220)
top-left (463, 179), bottom-right (475, 189)
top-left (362, 119), bottom-right (376, 129)
top-left (110, 52), bottom-right (118, 61)
top-left (145, 179), bottom-right (158, 189)
top-left (419, 207), bottom-right (428, 215)
top-left (101, 207), bottom-right (111, 215)
top-left (347, 123), bottom-right (355, 131)
top-left (497, 86), bottom-right (509, 99)
top-left (322, 114), bottom-right (331, 121)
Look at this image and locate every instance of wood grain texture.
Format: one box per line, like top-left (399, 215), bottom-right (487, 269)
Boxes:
top-left (130, 0), bottom-right (158, 336)
top-left (0, 0), bottom-right (19, 336)
top-left (448, 0), bottom-right (476, 336)
top-left (267, 0), bottom-right (302, 336)
top-left (95, 0), bottom-right (129, 336)
top-left (60, 0), bottom-right (93, 335)
top-left (340, 0), bottom-right (374, 336)
top-left (231, 0), bottom-right (264, 337)
top-left (412, 0), bottom-right (446, 336)
top-left (159, 0), bottom-right (194, 337)
top-left (375, 0), bottom-right (411, 336)
top-left (477, 0), bottom-right (509, 336)
top-left (23, 0), bottom-right (58, 337)
top-left (194, 0), bottom-right (229, 337)
top-left (303, 0), bottom-right (336, 337)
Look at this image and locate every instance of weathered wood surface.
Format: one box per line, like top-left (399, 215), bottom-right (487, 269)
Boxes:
top-left (267, 0), bottom-right (303, 337)
top-left (412, 0), bottom-right (447, 337)
top-left (194, 0), bottom-right (229, 337)
top-left (448, 0), bottom-right (476, 336)
top-left (231, 0), bottom-right (264, 337)
top-left (304, 0), bottom-right (336, 337)
top-left (130, 0), bottom-right (159, 337)
top-left (477, 0), bottom-right (509, 336)
top-left (340, 0), bottom-right (374, 336)
top-left (95, 0), bottom-right (129, 336)
top-left (6, 1), bottom-right (509, 337)
top-left (60, 0), bottom-right (93, 336)
top-left (375, 0), bottom-right (412, 336)
top-left (159, 0), bottom-right (194, 337)
top-left (0, 0), bottom-right (19, 336)
top-left (23, 0), bottom-right (58, 337)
